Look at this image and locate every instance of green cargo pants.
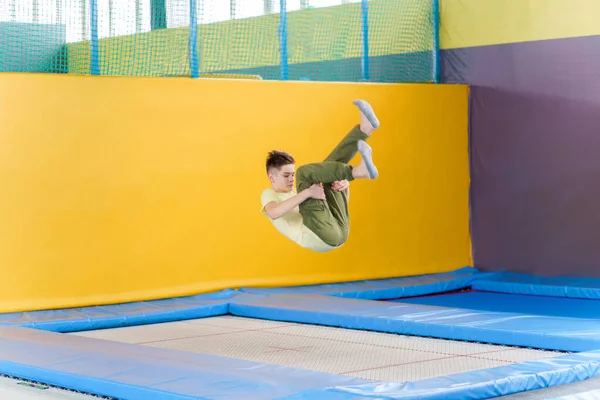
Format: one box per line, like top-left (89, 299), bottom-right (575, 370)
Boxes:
top-left (296, 125), bottom-right (369, 247)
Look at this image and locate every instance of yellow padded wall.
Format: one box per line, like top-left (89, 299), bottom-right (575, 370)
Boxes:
top-left (0, 74), bottom-right (470, 313)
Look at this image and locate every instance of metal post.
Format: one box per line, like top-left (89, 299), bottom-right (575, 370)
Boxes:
top-left (432, 0), bottom-right (441, 83)
top-left (190, 0), bottom-right (199, 77)
top-left (151, 0), bottom-right (167, 30)
top-left (90, 0), bottom-right (99, 74)
top-left (279, 0), bottom-right (288, 80)
top-left (360, 0), bottom-right (369, 81)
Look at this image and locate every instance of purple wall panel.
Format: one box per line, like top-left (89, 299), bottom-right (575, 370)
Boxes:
top-left (442, 35), bottom-right (600, 277)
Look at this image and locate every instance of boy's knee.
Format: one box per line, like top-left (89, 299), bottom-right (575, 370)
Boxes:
top-left (296, 165), bottom-right (307, 180)
top-left (295, 165), bottom-right (312, 191)
top-left (320, 224), bottom-right (346, 247)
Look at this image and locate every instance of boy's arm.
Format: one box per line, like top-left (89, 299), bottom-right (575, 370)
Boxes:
top-left (264, 190), bottom-right (311, 220)
top-left (263, 184), bottom-right (324, 220)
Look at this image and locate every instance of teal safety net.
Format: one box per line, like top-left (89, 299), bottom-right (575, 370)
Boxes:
top-left (0, 0), bottom-right (439, 83)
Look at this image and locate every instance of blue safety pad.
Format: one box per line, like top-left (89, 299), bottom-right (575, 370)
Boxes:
top-left (240, 267), bottom-right (488, 300)
top-left (472, 272), bottom-right (600, 299)
top-left (0, 289), bottom-right (255, 333)
top-left (3, 327), bottom-right (600, 400)
top-left (394, 292), bottom-right (600, 319)
top-left (286, 350), bottom-right (600, 400)
top-left (230, 294), bottom-right (600, 352)
top-left (0, 326), bottom-right (369, 400)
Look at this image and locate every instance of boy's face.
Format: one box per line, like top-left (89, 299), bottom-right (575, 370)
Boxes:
top-left (269, 164), bottom-right (295, 192)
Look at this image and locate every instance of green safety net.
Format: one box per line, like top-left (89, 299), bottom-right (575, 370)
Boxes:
top-left (0, 0), bottom-right (438, 83)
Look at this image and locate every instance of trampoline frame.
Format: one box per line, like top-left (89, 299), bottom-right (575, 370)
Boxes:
top-left (1, 267), bottom-right (600, 400)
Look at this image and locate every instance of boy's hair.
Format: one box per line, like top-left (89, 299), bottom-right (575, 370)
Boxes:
top-left (266, 150), bottom-right (295, 174)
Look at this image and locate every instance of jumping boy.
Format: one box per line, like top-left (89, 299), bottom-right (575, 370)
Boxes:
top-left (260, 100), bottom-right (380, 252)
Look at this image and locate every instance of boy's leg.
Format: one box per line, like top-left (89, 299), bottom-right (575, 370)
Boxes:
top-left (319, 126), bottom-right (365, 243)
top-left (324, 100), bottom-right (379, 164)
top-left (318, 100), bottom-right (380, 241)
top-left (296, 161), bottom-right (354, 193)
top-left (322, 182), bottom-right (350, 244)
top-left (296, 161), bottom-right (353, 247)
top-left (296, 141), bottom-right (377, 247)
top-left (324, 125), bottom-right (368, 164)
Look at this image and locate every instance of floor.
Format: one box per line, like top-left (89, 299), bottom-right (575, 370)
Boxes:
top-left (501, 375), bottom-right (600, 399)
top-left (0, 375), bottom-right (102, 400)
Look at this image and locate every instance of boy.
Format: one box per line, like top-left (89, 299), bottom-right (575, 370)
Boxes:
top-left (260, 100), bottom-right (380, 252)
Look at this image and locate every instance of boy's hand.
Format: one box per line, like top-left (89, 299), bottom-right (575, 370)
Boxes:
top-left (332, 180), bottom-right (349, 192)
top-left (307, 184), bottom-right (326, 200)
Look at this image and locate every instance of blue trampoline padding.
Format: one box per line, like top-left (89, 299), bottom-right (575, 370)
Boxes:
top-left (472, 272), bottom-right (600, 299)
top-left (0, 326), bottom-right (369, 400)
top-left (285, 350), bottom-right (600, 400)
top-left (0, 289), bottom-right (255, 333)
top-left (3, 322), bottom-right (600, 400)
top-left (240, 267), bottom-right (488, 300)
top-left (394, 292), bottom-right (600, 319)
top-left (230, 294), bottom-right (600, 352)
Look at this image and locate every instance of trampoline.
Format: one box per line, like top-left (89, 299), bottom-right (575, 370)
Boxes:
top-left (1, 267), bottom-right (600, 400)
